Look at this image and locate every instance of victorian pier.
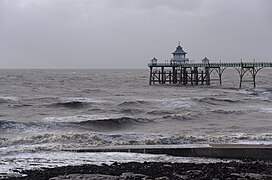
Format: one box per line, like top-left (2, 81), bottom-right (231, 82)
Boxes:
top-left (148, 44), bottom-right (272, 88)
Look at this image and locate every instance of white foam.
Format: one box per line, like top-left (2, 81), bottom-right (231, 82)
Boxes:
top-left (162, 98), bottom-right (194, 109)
top-left (239, 88), bottom-right (272, 100)
top-left (42, 114), bottom-right (120, 123)
top-left (58, 97), bottom-right (106, 103)
top-left (236, 140), bottom-right (272, 145)
top-left (258, 92), bottom-right (272, 100)
top-left (0, 151), bottom-right (234, 175)
top-left (0, 122), bottom-right (43, 133)
top-left (0, 96), bottom-right (19, 101)
top-left (260, 107), bottom-right (272, 113)
top-left (239, 89), bottom-right (256, 95)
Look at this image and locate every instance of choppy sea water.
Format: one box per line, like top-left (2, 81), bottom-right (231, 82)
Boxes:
top-left (0, 69), bottom-right (272, 177)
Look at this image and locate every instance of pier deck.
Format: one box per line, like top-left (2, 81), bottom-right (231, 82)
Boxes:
top-left (148, 62), bottom-right (272, 88)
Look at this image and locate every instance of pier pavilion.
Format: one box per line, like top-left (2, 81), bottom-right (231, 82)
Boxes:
top-left (148, 44), bottom-right (272, 88)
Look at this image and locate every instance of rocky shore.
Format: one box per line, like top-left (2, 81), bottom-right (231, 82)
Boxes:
top-left (5, 160), bottom-right (272, 180)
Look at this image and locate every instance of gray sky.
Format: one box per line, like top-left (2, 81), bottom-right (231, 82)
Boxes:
top-left (0, 0), bottom-right (272, 68)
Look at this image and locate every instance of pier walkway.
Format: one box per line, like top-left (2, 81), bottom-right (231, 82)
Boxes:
top-left (148, 62), bottom-right (272, 88)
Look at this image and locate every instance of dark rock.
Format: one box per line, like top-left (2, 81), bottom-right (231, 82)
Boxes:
top-left (4, 160), bottom-right (272, 180)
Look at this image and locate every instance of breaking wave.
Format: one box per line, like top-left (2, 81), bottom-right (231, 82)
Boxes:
top-left (195, 97), bottom-right (241, 105)
top-left (119, 108), bottom-right (145, 115)
top-left (210, 109), bottom-right (244, 115)
top-left (50, 97), bottom-right (107, 108)
top-left (0, 96), bottom-right (19, 104)
top-left (2, 132), bottom-right (272, 152)
top-left (42, 115), bottom-right (154, 131)
top-left (0, 120), bottom-right (41, 133)
top-left (162, 112), bottom-right (193, 121)
top-left (240, 88), bottom-right (272, 101)
top-left (43, 114), bottom-right (120, 123)
top-left (260, 107), bottom-right (272, 113)
top-left (146, 110), bottom-right (174, 116)
top-left (117, 100), bottom-right (151, 107)
top-left (161, 98), bottom-right (194, 109)
top-left (74, 117), bottom-right (153, 131)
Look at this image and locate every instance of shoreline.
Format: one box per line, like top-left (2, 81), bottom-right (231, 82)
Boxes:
top-left (5, 160), bottom-right (272, 180)
top-left (2, 144), bottom-right (272, 179)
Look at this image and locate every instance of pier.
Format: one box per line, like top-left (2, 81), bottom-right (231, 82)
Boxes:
top-left (148, 44), bottom-right (272, 88)
top-left (148, 62), bottom-right (272, 88)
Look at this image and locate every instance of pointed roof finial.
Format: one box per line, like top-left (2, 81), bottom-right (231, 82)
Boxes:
top-left (178, 41), bottom-right (180, 46)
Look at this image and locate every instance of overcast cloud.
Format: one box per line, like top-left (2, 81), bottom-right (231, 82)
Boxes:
top-left (0, 0), bottom-right (272, 68)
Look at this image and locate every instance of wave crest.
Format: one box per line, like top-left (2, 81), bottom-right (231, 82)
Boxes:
top-left (50, 97), bottom-right (107, 108)
top-left (195, 97), bottom-right (241, 105)
top-left (75, 117), bottom-right (153, 131)
top-left (2, 132), bottom-right (272, 150)
top-left (117, 100), bottom-right (151, 107)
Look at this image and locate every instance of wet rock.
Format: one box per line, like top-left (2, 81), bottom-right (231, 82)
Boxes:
top-left (120, 172), bottom-right (149, 179)
top-left (49, 174), bottom-right (119, 180)
top-left (4, 160), bottom-right (272, 180)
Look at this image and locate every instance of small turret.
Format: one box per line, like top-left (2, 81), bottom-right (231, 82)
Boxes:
top-left (202, 57), bottom-right (210, 64)
top-left (150, 57), bottom-right (158, 65)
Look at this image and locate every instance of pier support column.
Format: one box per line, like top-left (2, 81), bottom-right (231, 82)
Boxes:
top-left (252, 66), bottom-right (256, 88)
top-left (238, 62), bottom-right (244, 89)
top-left (218, 68), bottom-right (222, 85)
top-left (238, 67), bottom-right (260, 88)
top-left (158, 71), bottom-right (161, 84)
top-left (190, 68), bottom-right (193, 85)
top-left (194, 67), bottom-right (198, 85)
top-left (169, 71), bottom-right (172, 84)
top-left (253, 74), bottom-right (256, 88)
top-left (205, 67), bottom-right (210, 85)
top-left (149, 67), bottom-right (152, 85)
top-left (201, 70), bottom-right (204, 85)
top-left (239, 74), bottom-right (243, 88)
top-left (161, 67), bottom-right (165, 84)
top-left (183, 68), bottom-right (187, 85)
top-left (173, 67), bottom-right (177, 84)
top-left (179, 68), bottom-right (182, 84)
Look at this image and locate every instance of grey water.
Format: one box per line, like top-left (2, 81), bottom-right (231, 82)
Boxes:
top-left (0, 69), bottom-right (272, 177)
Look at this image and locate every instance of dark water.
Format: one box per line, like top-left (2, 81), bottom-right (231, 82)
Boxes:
top-left (0, 69), bottom-right (272, 177)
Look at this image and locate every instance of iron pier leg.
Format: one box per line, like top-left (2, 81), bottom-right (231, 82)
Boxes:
top-left (219, 68), bottom-right (222, 85)
top-left (253, 67), bottom-right (256, 88)
top-left (253, 75), bottom-right (256, 88)
top-left (179, 67), bottom-right (183, 84)
top-left (152, 71), bottom-right (155, 84)
top-left (190, 68), bottom-right (193, 85)
top-left (194, 67), bottom-right (198, 85)
top-left (161, 67), bottom-right (164, 84)
top-left (239, 68), bottom-right (243, 89)
top-left (205, 67), bottom-right (210, 85)
top-left (149, 67), bottom-right (152, 85)
top-left (239, 76), bottom-right (242, 88)
top-left (169, 71), bottom-right (172, 84)
top-left (201, 71), bottom-right (204, 85)
top-left (183, 68), bottom-right (187, 85)
top-left (158, 71), bottom-right (161, 84)
top-left (173, 67), bottom-right (177, 84)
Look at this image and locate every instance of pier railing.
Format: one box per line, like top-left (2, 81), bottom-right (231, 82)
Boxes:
top-left (148, 62), bottom-right (272, 68)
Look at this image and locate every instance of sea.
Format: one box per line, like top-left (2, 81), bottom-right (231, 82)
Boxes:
top-left (0, 69), bottom-right (272, 178)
